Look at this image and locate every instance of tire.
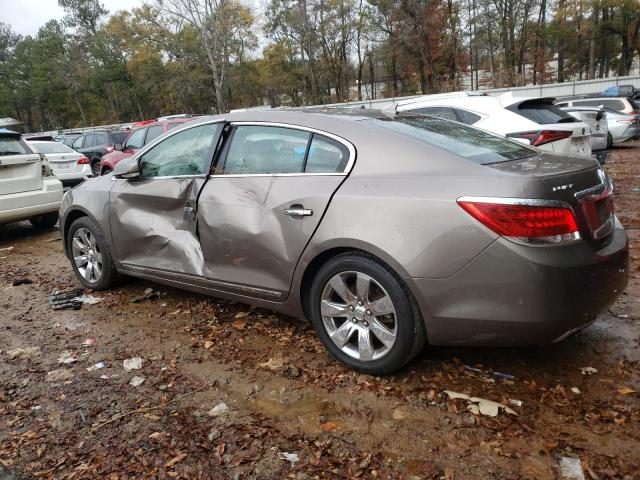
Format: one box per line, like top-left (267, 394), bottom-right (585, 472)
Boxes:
top-left (607, 132), bottom-right (613, 149)
top-left (308, 252), bottom-right (426, 374)
top-left (66, 216), bottom-right (120, 290)
top-left (91, 160), bottom-right (101, 177)
top-left (30, 212), bottom-right (58, 229)
top-left (101, 167), bottom-right (112, 175)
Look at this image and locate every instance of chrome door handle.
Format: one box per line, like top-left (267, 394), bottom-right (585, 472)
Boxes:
top-left (284, 208), bottom-right (313, 217)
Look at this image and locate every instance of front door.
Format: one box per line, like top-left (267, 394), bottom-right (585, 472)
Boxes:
top-left (109, 122), bottom-right (224, 275)
top-left (197, 123), bottom-right (354, 300)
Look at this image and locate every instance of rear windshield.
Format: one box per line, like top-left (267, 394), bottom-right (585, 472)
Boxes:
top-left (0, 135), bottom-right (29, 156)
top-left (33, 142), bottom-right (75, 154)
top-left (369, 116), bottom-right (535, 165)
top-left (511, 101), bottom-right (578, 124)
top-left (111, 131), bottom-right (128, 144)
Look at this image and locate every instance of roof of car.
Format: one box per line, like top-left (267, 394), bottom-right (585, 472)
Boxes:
top-left (0, 128), bottom-right (19, 135)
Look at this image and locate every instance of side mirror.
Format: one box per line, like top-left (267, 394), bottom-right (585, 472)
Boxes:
top-left (114, 143), bottom-right (123, 151)
top-left (113, 156), bottom-right (140, 179)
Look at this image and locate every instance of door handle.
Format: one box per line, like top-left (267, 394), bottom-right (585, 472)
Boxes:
top-left (284, 207), bottom-right (313, 218)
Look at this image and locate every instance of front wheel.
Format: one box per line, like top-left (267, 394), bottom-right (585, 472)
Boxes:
top-left (91, 160), bottom-right (101, 177)
top-left (308, 252), bottom-right (426, 374)
top-left (67, 216), bottom-right (120, 290)
top-left (606, 132), bottom-right (613, 149)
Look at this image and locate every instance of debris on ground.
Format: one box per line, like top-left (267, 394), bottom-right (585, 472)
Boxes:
top-left (49, 288), bottom-right (84, 310)
top-left (559, 456), bottom-right (586, 480)
top-left (86, 361), bottom-right (105, 371)
top-left (444, 390), bottom-right (518, 417)
top-left (580, 366), bottom-right (598, 375)
top-left (57, 350), bottom-right (77, 365)
top-left (279, 452), bottom-right (300, 464)
top-left (207, 402), bottom-right (229, 417)
top-left (82, 338), bottom-right (96, 347)
top-left (0, 246), bottom-right (14, 251)
top-left (74, 295), bottom-right (102, 304)
top-left (131, 288), bottom-right (160, 303)
top-left (508, 398), bottom-right (523, 407)
top-left (464, 365), bottom-right (515, 381)
top-left (12, 278), bottom-right (33, 286)
top-left (123, 357), bottom-right (144, 371)
top-left (129, 375), bottom-right (145, 387)
top-left (46, 369), bottom-right (73, 382)
top-left (258, 356), bottom-right (285, 371)
top-left (571, 387), bottom-right (581, 395)
top-left (6, 346), bottom-right (41, 359)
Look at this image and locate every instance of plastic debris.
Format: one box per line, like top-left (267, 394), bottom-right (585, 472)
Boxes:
top-left (207, 402), bottom-right (229, 417)
top-left (82, 338), bottom-right (96, 347)
top-left (123, 357), bottom-right (143, 371)
top-left (86, 362), bottom-right (105, 371)
top-left (464, 365), bottom-right (515, 380)
top-left (559, 456), bottom-right (585, 480)
top-left (12, 278), bottom-right (33, 286)
top-left (580, 366), bottom-right (598, 375)
top-left (131, 288), bottom-right (160, 303)
top-left (444, 390), bottom-right (517, 417)
top-left (508, 399), bottom-right (523, 407)
top-left (49, 288), bottom-right (84, 310)
top-left (73, 295), bottom-right (102, 304)
top-left (571, 387), bottom-right (581, 395)
top-left (129, 375), bottom-right (145, 387)
top-left (279, 452), bottom-right (300, 464)
top-left (0, 246), bottom-right (14, 251)
top-left (57, 351), bottom-right (78, 365)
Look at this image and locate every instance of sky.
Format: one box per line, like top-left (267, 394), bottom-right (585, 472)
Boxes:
top-left (0, 0), bottom-right (144, 37)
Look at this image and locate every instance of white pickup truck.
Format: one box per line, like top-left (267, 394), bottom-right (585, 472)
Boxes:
top-left (0, 129), bottom-right (63, 228)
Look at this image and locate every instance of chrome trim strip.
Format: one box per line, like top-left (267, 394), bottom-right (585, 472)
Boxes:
top-left (457, 195), bottom-right (573, 210)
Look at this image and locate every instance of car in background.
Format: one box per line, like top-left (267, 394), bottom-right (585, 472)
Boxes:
top-left (98, 119), bottom-right (193, 175)
top-left (70, 129), bottom-right (130, 177)
top-left (59, 111), bottom-right (628, 374)
top-left (55, 133), bottom-right (81, 147)
top-left (557, 96), bottom-right (640, 115)
top-left (559, 106), bottom-right (608, 163)
top-left (0, 129), bottom-right (63, 228)
top-left (29, 141), bottom-right (91, 187)
top-left (600, 109), bottom-right (640, 146)
top-left (388, 92), bottom-right (592, 158)
top-left (601, 85), bottom-right (640, 100)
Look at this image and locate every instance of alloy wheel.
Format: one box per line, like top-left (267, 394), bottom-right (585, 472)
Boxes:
top-left (320, 271), bottom-right (398, 361)
top-left (71, 227), bottom-right (103, 283)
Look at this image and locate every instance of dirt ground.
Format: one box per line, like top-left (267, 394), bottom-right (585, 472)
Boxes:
top-left (1, 143), bottom-right (639, 480)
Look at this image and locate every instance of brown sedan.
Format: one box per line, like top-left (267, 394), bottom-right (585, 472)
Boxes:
top-left (60, 111), bottom-right (628, 374)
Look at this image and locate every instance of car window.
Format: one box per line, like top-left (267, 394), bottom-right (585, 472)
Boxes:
top-left (556, 102), bottom-right (569, 107)
top-left (370, 116), bottom-right (535, 165)
top-left (410, 107), bottom-right (458, 122)
top-left (125, 128), bottom-right (146, 150)
top-left (223, 125), bottom-right (310, 174)
top-left (111, 131), bottom-right (127, 145)
top-left (94, 132), bottom-right (109, 146)
top-left (167, 122), bottom-right (183, 130)
top-left (575, 99), bottom-right (625, 111)
top-left (0, 135), bottom-right (28, 155)
top-left (510, 101), bottom-right (578, 124)
top-left (452, 108), bottom-right (481, 125)
top-left (32, 142), bottom-right (75, 154)
top-left (72, 135), bottom-right (86, 149)
top-left (304, 135), bottom-right (349, 173)
top-left (140, 123), bottom-right (221, 178)
top-left (145, 125), bottom-right (164, 144)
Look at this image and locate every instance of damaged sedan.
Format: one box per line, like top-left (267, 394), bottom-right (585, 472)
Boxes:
top-left (59, 111), bottom-right (629, 374)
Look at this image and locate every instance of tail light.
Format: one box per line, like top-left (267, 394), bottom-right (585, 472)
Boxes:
top-left (77, 156), bottom-right (89, 165)
top-left (458, 197), bottom-right (581, 245)
top-left (507, 130), bottom-right (573, 147)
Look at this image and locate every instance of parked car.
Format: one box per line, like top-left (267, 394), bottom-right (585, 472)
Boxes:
top-left (59, 111), bottom-right (628, 374)
top-left (559, 106), bottom-right (608, 163)
top-left (55, 133), bottom-right (81, 147)
top-left (70, 129), bottom-right (130, 177)
top-left (389, 92), bottom-right (592, 158)
top-left (0, 129), bottom-right (63, 228)
top-left (601, 85), bottom-right (640, 100)
top-left (557, 96), bottom-right (640, 115)
top-left (601, 109), bottom-right (640, 145)
top-left (99, 119), bottom-right (192, 175)
top-left (29, 141), bottom-right (91, 187)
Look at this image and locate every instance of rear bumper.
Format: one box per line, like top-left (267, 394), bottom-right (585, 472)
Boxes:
top-left (52, 165), bottom-right (92, 183)
top-left (410, 217), bottom-right (629, 346)
top-left (0, 178), bottom-right (63, 224)
top-left (611, 125), bottom-right (640, 143)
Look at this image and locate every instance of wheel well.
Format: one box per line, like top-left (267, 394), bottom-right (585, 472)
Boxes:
top-left (63, 210), bottom-right (88, 246)
top-left (300, 247), bottom-right (374, 320)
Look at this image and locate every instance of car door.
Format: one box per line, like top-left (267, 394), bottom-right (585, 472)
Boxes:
top-left (197, 122), bottom-right (355, 301)
top-left (109, 121), bottom-right (224, 275)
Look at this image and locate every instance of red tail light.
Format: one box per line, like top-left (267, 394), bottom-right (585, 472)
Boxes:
top-left (508, 130), bottom-right (573, 147)
top-left (458, 198), bottom-right (580, 244)
top-left (77, 156), bottom-right (89, 165)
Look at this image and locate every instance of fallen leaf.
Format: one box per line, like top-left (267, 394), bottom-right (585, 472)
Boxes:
top-left (169, 309), bottom-right (181, 315)
top-left (165, 452), bottom-right (187, 468)
top-left (618, 386), bottom-right (636, 395)
top-left (320, 422), bottom-right (337, 432)
top-left (204, 340), bottom-right (214, 349)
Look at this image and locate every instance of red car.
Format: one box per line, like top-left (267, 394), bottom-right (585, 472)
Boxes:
top-left (99, 119), bottom-right (192, 175)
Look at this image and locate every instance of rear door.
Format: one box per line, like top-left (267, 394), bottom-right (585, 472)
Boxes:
top-left (109, 121), bottom-right (224, 275)
top-left (197, 123), bottom-right (354, 300)
top-left (0, 135), bottom-right (42, 196)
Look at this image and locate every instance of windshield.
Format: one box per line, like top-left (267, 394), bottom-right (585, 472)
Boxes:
top-left (32, 142), bottom-right (75, 154)
top-left (0, 135), bottom-right (29, 155)
top-left (369, 116), bottom-right (536, 165)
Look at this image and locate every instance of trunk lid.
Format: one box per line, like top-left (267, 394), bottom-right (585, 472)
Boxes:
top-left (490, 153), bottom-right (614, 248)
top-left (0, 153), bottom-right (43, 195)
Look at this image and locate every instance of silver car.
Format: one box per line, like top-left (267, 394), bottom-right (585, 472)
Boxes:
top-left (59, 111), bottom-right (629, 374)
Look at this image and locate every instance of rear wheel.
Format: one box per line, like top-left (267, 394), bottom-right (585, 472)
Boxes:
top-left (308, 252), bottom-right (426, 374)
top-left (67, 216), bottom-right (120, 290)
top-left (91, 160), bottom-right (101, 177)
top-left (607, 132), bottom-right (613, 149)
top-left (30, 212), bottom-right (58, 229)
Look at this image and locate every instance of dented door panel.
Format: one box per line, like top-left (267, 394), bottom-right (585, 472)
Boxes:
top-left (197, 175), bottom-right (345, 299)
top-left (109, 177), bottom-right (206, 274)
